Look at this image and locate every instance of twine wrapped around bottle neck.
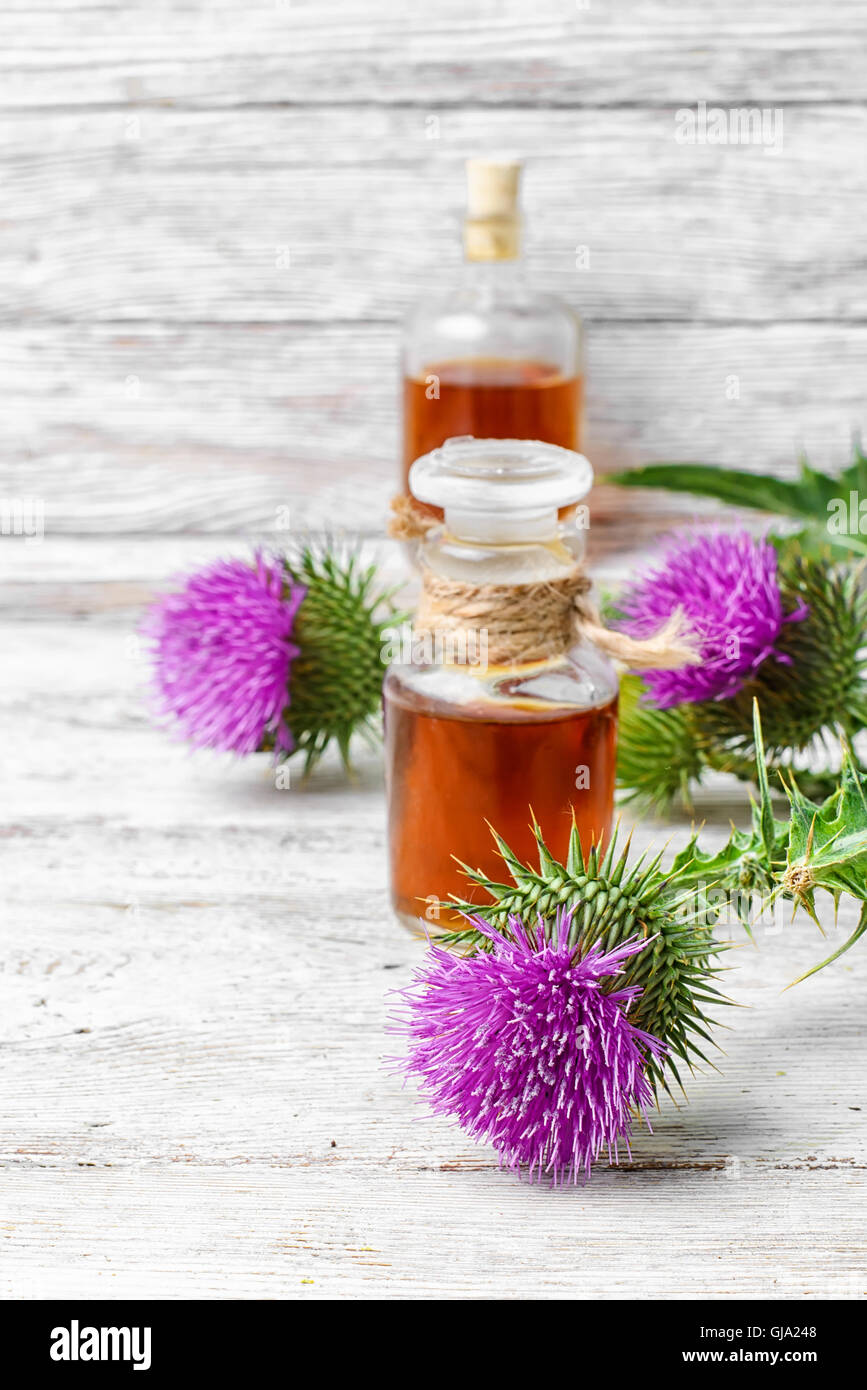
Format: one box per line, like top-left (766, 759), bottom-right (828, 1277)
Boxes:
top-left (389, 494), bottom-right (699, 670)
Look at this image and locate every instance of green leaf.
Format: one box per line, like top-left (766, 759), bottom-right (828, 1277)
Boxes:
top-left (605, 446), bottom-right (867, 557)
top-left (752, 701), bottom-right (780, 863)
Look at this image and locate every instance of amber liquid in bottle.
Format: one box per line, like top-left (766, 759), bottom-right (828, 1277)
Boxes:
top-left (403, 357), bottom-right (583, 507)
top-left (384, 683), bottom-right (617, 931)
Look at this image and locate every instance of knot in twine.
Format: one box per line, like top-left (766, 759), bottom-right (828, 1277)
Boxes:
top-left (389, 494), bottom-right (700, 671)
top-left (388, 494), bottom-right (441, 542)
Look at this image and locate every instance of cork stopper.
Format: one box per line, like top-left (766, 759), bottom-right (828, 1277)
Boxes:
top-left (464, 157), bottom-right (522, 261)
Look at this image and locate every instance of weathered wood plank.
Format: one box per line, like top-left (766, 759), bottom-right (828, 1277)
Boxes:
top-left (0, 322), bottom-right (862, 533)
top-left (2, 1165), bottom-right (862, 1300)
top-left (2, 105), bottom-right (865, 323)
top-left (1, 1), bottom-right (865, 108)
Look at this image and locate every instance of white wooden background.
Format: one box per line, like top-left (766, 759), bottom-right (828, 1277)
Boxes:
top-left (2, 1), bottom-right (866, 1300)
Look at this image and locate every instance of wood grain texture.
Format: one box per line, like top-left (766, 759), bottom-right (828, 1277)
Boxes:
top-left (3, 105), bottom-right (864, 324)
top-left (1, 596), bottom-right (865, 1300)
top-left (1, 1), bottom-right (866, 109)
top-left (0, 322), bottom-right (862, 533)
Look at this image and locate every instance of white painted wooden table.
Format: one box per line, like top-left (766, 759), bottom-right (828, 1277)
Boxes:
top-left (2, 1), bottom-right (866, 1301)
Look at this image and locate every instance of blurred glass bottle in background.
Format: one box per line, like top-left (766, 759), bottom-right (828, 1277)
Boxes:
top-left (401, 157), bottom-right (584, 515)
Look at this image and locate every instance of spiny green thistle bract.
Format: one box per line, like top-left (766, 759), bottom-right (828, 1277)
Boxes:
top-left (447, 819), bottom-right (728, 1096)
top-left (617, 551), bottom-right (867, 810)
top-left (694, 552), bottom-right (867, 770)
top-left (283, 544), bottom-right (407, 773)
top-left (616, 673), bottom-right (704, 813)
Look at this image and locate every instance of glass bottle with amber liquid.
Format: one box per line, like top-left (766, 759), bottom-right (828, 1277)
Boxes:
top-left (384, 438), bottom-right (617, 932)
top-left (401, 158), bottom-right (584, 516)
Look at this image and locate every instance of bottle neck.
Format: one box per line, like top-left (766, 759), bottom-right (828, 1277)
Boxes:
top-left (463, 214), bottom-right (522, 264)
top-left (419, 527), bottom-right (585, 586)
top-left (456, 254), bottom-right (526, 307)
top-left (443, 504), bottom-right (558, 545)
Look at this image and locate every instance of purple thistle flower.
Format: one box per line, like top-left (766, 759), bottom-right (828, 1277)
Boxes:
top-left (397, 912), bottom-right (665, 1184)
top-left (618, 529), bottom-right (807, 707)
top-left (142, 551), bottom-right (305, 755)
